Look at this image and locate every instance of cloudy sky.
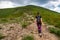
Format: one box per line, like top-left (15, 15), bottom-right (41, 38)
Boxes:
top-left (0, 0), bottom-right (60, 12)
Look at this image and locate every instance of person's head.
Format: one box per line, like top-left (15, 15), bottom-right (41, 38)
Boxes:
top-left (37, 12), bottom-right (40, 16)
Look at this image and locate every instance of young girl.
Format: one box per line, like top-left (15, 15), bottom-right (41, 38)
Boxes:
top-left (35, 12), bottom-right (42, 37)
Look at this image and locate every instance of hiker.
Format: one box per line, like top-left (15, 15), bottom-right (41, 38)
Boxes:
top-left (35, 12), bottom-right (42, 37)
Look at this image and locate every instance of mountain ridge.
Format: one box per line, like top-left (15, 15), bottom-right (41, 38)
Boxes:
top-left (0, 5), bottom-right (60, 13)
top-left (0, 5), bottom-right (60, 27)
top-left (0, 5), bottom-right (60, 40)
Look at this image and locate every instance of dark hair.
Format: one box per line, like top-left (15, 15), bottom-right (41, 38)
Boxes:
top-left (37, 12), bottom-right (40, 15)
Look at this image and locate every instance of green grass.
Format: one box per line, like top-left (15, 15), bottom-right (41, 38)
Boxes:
top-left (0, 5), bottom-right (60, 36)
top-left (0, 5), bottom-right (60, 28)
top-left (22, 35), bottom-right (34, 40)
top-left (21, 21), bottom-right (28, 28)
top-left (0, 33), bottom-right (5, 40)
top-left (49, 27), bottom-right (60, 37)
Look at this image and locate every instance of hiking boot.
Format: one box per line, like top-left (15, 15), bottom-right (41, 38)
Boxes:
top-left (39, 33), bottom-right (42, 37)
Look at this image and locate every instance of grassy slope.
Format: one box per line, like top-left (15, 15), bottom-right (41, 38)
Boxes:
top-left (0, 5), bottom-right (60, 27)
top-left (0, 5), bottom-right (60, 37)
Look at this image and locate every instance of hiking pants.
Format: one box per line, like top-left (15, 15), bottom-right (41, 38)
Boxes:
top-left (37, 23), bottom-right (41, 33)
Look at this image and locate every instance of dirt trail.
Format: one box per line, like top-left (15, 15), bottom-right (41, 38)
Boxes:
top-left (26, 23), bottom-right (59, 40)
top-left (0, 23), bottom-right (59, 40)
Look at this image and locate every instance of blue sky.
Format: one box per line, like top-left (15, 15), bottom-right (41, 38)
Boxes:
top-left (0, 0), bottom-right (60, 12)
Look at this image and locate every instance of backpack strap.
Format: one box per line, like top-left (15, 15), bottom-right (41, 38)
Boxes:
top-left (36, 16), bottom-right (41, 23)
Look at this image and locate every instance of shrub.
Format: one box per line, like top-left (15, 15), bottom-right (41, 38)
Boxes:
top-left (49, 27), bottom-right (60, 37)
top-left (55, 23), bottom-right (60, 28)
top-left (22, 35), bottom-right (34, 40)
top-left (0, 33), bottom-right (5, 40)
top-left (21, 21), bottom-right (28, 28)
top-left (0, 18), bottom-right (8, 23)
top-left (0, 26), bottom-right (2, 29)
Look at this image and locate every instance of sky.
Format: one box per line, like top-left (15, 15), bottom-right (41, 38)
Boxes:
top-left (0, 0), bottom-right (60, 12)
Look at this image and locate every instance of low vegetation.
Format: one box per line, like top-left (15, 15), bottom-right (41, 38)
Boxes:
top-left (0, 33), bottom-right (5, 40)
top-left (22, 35), bottom-right (34, 40)
top-left (49, 27), bottom-right (60, 37)
top-left (0, 5), bottom-right (60, 36)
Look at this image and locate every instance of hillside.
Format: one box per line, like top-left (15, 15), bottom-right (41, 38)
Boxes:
top-left (0, 5), bottom-right (60, 27)
top-left (0, 22), bottom-right (59, 40)
top-left (0, 5), bottom-right (60, 40)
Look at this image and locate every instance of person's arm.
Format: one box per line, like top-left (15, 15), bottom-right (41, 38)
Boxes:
top-left (41, 18), bottom-right (43, 25)
top-left (34, 16), bottom-right (37, 23)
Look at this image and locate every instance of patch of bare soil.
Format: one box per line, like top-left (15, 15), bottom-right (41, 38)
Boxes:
top-left (0, 23), bottom-right (59, 40)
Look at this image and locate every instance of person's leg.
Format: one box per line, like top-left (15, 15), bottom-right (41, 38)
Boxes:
top-left (37, 23), bottom-right (39, 33)
top-left (37, 23), bottom-right (42, 37)
top-left (37, 23), bottom-right (41, 33)
top-left (38, 25), bottom-right (41, 33)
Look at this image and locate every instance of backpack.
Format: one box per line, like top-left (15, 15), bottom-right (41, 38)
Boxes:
top-left (36, 16), bottom-right (41, 23)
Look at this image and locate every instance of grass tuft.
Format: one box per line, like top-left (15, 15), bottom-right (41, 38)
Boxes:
top-left (49, 27), bottom-right (60, 37)
top-left (22, 35), bottom-right (34, 40)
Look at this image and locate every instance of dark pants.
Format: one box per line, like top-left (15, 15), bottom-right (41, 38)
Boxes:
top-left (37, 23), bottom-right (41, 33)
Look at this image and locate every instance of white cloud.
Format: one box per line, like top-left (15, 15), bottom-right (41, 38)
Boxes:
top-left (0, 0), bottom-right (60, 12)
top-left (0, 0), bottom-right (31, 9)
top-left (0, 1), bottom-right (22, 9)
top-left (54, 7), bottom-right (60, 12)
top-left (41, 0), bottom-right (60, 12)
